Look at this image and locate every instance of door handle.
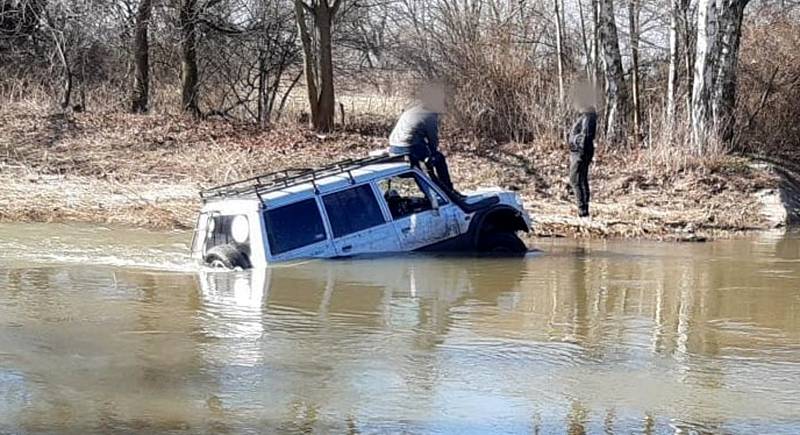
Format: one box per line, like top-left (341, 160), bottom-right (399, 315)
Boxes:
top-left (342, 245), bottom-right (353, 252)
top-left (401, 227), bottom-right (411, 234)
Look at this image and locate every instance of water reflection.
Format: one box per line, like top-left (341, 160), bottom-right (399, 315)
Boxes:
top-left (1, 232), bottom-right (800, 433)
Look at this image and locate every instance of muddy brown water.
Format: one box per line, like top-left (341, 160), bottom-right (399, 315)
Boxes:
top-left (1, 223), bottom-right (799, 434)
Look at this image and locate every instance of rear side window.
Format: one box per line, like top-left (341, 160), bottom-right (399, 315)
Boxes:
top-left (323, 184), bottom-right (386, 238)
top-left (264, 198), bottom-right (327, 255)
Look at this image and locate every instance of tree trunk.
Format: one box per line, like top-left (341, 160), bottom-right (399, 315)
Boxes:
top-left (295, 0), bottom-right (319, 128)
top-left (598, 0), bottom-right (628, 146)
top-left (50, 30), bottom-right (72, 109)
top-left (294, 0), bottom-right (338, 133)
top-left (692, 0), bottom-right (718, 152)
top-left (713, 0), bottom-right (748, 143)
top-left (257, 52), bottom-right (267, 127)
top-left (666, 0), bottom-right (680, 127)
top-left (315, 2), bottom-right (336, 133)
top-left (682, 3), bottom-right (694, 127)
top-left (628, 0), bottom-right (641, 141)
top-left (131, 0), bottom-right (152, 113)
top-left (180, 0), bottom-right (200, 116)
top-left (590, 0), bottom-right (601, 87)
top-left (577, 0), bottom-right (593, 81)
top-left (553, 0), bottom-right (565, 104)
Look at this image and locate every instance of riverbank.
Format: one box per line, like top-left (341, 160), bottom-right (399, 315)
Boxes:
top-left (0, 105), bottom-right (788, 241)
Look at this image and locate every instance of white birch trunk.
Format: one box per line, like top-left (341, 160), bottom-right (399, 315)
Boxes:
top-left (713, 0), bottom-right (748, 143)
top-left (691, 0), bottom-right (719, 153)
top-left (554, 0), bottom-right (566, 104)
top-left (628, 0), bottom-right (641, 141)
top-left (666, 0), bottom-right (680, 127)
top-left (682, 4), bottom-right (694, 127)
top-left (693, 0), bottom-right (749, 150)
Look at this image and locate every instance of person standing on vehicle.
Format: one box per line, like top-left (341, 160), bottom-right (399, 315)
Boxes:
top-left (389, 82), bottom-right (455, 192)
top-left (568, 89), bottom-right (598, 218)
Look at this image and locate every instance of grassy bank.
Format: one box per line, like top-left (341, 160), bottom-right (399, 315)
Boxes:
top-left (0, 103), bottom-right (785, 241)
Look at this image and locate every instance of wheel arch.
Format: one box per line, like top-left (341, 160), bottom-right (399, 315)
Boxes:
top-left (470, 205), bottom-right (530, 248)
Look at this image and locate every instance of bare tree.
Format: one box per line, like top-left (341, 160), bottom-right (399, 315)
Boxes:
top-left (577, 0), bottom-right (593, 82)
top-left (180, 0), bottom-right (200, 116)
top-left (131, 0), bottom-right (153, 113)
top-left (199, 0), bottom-right (300, 125)
top-left (692, 0), bottom-right (750, 150)
top-left (598, 0), bottom-right (629, 145)
top-left (692, 0), bottom-right (717, 151)
top-left (713, 0), bottom-right (750, 142)
top-left (554, 0), bottom-right (566, 103)
top-left (628, 0), bottom-right (641, 140)
top-left (666, 0), bottom-right (682, 126)
top-left (3, 0), bottom-right (796, 155)
top-left (295, 0), bottom-right (343, 133)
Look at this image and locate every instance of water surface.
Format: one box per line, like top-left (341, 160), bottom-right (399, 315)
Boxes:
top-left (1, 223), bottom-right (799, 434)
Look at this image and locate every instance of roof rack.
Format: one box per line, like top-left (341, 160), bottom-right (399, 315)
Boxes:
top-left (199, 153), bottom-right (406, 203)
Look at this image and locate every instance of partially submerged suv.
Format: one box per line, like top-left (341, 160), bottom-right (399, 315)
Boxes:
top-left (191, 154), bottom-right (532, 268)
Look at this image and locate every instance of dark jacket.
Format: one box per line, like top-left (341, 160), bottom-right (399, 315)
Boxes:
top-left (389, 104), bottom-right (439, 161)
top-left (568, 110), bottom-right (598, 154)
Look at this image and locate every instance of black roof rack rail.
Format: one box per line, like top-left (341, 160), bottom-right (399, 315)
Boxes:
top-left (199, 153), bottom-right (406, 203)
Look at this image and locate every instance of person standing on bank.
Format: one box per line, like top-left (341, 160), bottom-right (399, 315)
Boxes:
top-left (567, 91), bottom-right (598, 218)
top-left (389, 83), bottom-right (455, 193)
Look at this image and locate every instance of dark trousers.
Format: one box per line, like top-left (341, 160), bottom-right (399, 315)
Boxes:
top-left (410, 151), bottom-right (454, 191)
top-left (569, 149), bottom-right (593, 215)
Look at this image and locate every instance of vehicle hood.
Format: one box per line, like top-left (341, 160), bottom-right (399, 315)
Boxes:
top-left (463, 186), bottom-right (519, 206)
top-left (462, 186), bottom-right (533, 229)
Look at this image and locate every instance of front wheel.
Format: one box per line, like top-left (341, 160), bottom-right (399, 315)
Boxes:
top-left (478, 232), bottom-right (527, 255)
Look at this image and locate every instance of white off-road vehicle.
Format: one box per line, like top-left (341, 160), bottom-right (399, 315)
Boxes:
top-left (191, 154), bottom-right (532, 268)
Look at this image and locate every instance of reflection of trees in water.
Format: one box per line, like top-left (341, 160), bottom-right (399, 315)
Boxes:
top-left (497, 240), bottom-right (800, 358)
top-left (2, 234), bottom-right (799, 433)
top-left (466, 239), bottom-right (799, 432)
top-left (566, 400), bottom-right (588, 435)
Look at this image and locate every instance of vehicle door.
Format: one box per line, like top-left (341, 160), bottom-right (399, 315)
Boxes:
top-left (376, 172), bottom-right (460, 250)
top-left (321, 183), bottom-right (402, 256)
top-left (262, 197), bottom-right (334, 262)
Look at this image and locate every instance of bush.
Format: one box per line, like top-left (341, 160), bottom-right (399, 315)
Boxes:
top-left (445, 44), bottom-right (565, 144)
top-left (736, 15), bottom-right (800, 160)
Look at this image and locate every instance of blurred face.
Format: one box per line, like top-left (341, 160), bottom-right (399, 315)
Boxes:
top-left (571, 84), bottom-right (596, 112)
top-left (420, 85), bottom-right (447, 114)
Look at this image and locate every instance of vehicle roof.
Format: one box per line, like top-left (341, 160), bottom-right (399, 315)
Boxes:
top-left (202, 162), bottom-right (413, 211)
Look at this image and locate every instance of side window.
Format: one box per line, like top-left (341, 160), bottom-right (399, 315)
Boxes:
top-left (264, 198), bottom-right (327, 255)
top-left (323, 184), bottom-right (386, 238)
top-left (378, 173), bottom-right (447, 220)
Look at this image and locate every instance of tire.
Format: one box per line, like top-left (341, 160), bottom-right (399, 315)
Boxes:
top-left (204, 244), bottom-right (251, 270)
top-left (478, 232), bottom-right (527, 255)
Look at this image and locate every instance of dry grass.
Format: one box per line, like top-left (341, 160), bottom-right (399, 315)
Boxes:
top-left (0, 101), bottom-right (782, 239)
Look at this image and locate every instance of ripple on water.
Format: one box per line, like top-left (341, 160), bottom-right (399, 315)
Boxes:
top-left (1, 224), bottom-right (800, 433)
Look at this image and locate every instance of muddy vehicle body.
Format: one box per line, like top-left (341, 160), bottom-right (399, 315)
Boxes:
top-left (191, 155), bottom-right (532, 269)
